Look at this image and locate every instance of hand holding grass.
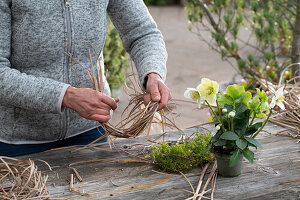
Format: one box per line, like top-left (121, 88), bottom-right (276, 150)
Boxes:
top-left (62, 87), bottom-right (119, 122)
top-left (143, 73), bottom-right (171, 110)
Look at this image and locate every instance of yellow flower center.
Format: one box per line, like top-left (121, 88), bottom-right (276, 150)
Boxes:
top-left (206, 87), bottom-right (214, 95)
top-left (191, 91), bottom-right (200, 101)
top-left (277, 95), bottom-right (284, 103)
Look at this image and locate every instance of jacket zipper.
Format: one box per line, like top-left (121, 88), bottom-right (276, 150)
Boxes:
top-left (61, 0), bottom-right (72, 140)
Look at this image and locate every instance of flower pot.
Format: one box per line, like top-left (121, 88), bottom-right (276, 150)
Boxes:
top-left (215, 152), bottom-right (243, 177)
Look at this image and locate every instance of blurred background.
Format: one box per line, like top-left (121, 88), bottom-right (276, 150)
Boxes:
top-left (106, 0), bottom-right (299, 133)
top-left (108, 1), bottom-right (237, 131)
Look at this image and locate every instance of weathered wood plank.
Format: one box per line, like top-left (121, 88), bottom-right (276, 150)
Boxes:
top-left (18, 125), bottom-right (300, 200)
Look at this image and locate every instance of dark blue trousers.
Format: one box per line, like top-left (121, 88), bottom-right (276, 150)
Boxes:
top-left (0, 126), bottom-right (107, 157)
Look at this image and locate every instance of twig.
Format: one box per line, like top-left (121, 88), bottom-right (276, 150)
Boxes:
top-left (199, 161), bottom-right (217, 200)
top-left (193, 163), bottom-right (210, 200)
top-left (180, 172), bottom-right (195, 195)
top-left (71, 168), bottom-right (83, 182)
top-left (69, 174), bottom-right (74, 191)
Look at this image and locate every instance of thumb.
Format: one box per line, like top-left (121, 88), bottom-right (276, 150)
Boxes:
top-left (148, 85), bottom-right (160, 102)
top-left (114, 98), bottom-right (119, 103)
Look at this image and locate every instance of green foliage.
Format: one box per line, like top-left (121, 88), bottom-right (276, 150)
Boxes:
top-left (224, 85), bottom-right (252, 106)
top-left (104, 17), bottom-right (129, 91)
top-left (220, 131), bottom-right (239, 141)
top-left (202, 84), bottom-right (270, 166)
top-left (185, 0), bottom-right (297, 83)
top-left (152, 133), bottom-right (214, 173)
top-left (229, 149), bottom-right (241, 167)
top-left (242, 148), bottom-right (254, 163)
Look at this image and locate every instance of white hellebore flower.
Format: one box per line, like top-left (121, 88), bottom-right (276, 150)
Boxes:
top-left (228, 111), bottom-right (236, 118)
top-left (215, 125), bottom-right (221, 130)
top-left (270, 86), bottom-right (285, 110)
top-left (222, 108), bottom-right (228, 113)
top-left (184, 88), bottom-right (201, 108)
top-left (197, 78), bottom-right (219, 105)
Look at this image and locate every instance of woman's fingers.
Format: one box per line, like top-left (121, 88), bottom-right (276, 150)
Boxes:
top-left (99, 94), bottom-right (118, 110)
top-left (144, 73), bottom-right (172, 110)
top-left (87, 108), bottom-right (111, 122)
top-left (62, 87), bottom-right (118, 122)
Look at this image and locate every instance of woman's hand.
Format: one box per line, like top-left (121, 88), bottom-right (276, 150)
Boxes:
top-left (62, 87), bottom-right (118, 122)
top-left (143, 73), bottom-right (171, 110)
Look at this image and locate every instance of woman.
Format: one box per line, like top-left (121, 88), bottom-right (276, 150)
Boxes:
top-left (0, 0), bottom-right (171, 156)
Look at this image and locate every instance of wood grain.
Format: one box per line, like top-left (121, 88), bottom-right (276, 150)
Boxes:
top-left (18, 124), bottom-right (300, 200)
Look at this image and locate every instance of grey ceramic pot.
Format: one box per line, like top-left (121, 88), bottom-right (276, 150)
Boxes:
top-left (215, 152), bottom-right (243, 177)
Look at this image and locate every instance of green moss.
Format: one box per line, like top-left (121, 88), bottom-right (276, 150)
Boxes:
top-left (151, 133), bottom-right (214, 173)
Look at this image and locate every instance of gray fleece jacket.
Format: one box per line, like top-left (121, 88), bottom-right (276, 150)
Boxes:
top-left (0, 0), bottom-right (167, 144)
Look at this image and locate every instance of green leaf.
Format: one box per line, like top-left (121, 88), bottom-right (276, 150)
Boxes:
top-left (260, 101), bottom-right (270, 113)
top-left (242, 148), bottom-right (254, 163)
top-left (256, 112), bottom-right (267, 118)
top-left (220, 131), bottom-right (239, 141)
top-left (236, 138), bottom-right (247, 149)
top-left (211, 130), bottom-right (222, 142)
top-left (242, 92), bottom-right (252, 105)
top-left (234, 95), bottom-right (244, 104)
top-left (252, 122), bottom-right (263, 130)
top-left (203, 143), bottom-right (212, 154)
top-left (245, 137), bottom-right (263, 149)
top-left (256, 88), bottom-right (268, 102)
top-left (247, 54), bottom-right (254, 62)
top-left (245, 122), bottom-right (263, 136)
top-left (230, 41), bottom-right (238, 54)
top-left (229, 149), bottom-right (241, 167)
top-left (224, 104), bottom-right (234, 112)
top-left (226, 85), bottom-right (240, 100)
top-left (234, 109), bottom-right (250, 135)
top-left (225, 85), bottom-right (252, 104)
top-left (218, 94), bottom-right (234, 107)
top-left (235, 103), bottom-right (247, 115)
top-left (238, 59), bottom-right (246, 69)
top-left (214, 139), bottom-right (226, 146)
top-left (224, 140), bottom-right (236, 150)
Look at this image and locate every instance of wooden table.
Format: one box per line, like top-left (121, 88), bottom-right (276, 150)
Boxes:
top-left (20, 124), bottom-right (300, 200)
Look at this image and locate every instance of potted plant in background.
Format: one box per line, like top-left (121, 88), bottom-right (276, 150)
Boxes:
top-left (184, 78), bottom-right (285, 177)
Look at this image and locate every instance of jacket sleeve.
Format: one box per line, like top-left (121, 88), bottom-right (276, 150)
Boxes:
top-left (107, 0), bottom-right (168, 86)
top-left (0, 0), bottom-right (69, 114)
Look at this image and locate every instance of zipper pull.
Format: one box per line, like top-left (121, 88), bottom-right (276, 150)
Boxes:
top-left (65, 0), bottom-right (70, 7)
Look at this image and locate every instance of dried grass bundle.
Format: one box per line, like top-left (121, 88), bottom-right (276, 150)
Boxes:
top-left (0, 157), bottom-right (51, 200)
top-left (255, 76), bottom-right (300, 138)
top-left (104, 94), bottom-right (159, 138)
top-left (68, 40), bottom-right (170, 139)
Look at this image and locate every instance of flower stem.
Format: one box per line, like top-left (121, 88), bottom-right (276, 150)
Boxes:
top-left (231, 117), bottom-right (234, 132)
top-left (227, 115), bottom-right (231, 131)
top-left (216, 100), bottom-right (226, 132)
top-left (250, 101), bottom-right (261, 126)
top-left (249, 114), bottom-right (256, 126)
top-left (205, 100), bottom-right (225, 132)
top-left (252, 109), bottom-right (272, 138)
